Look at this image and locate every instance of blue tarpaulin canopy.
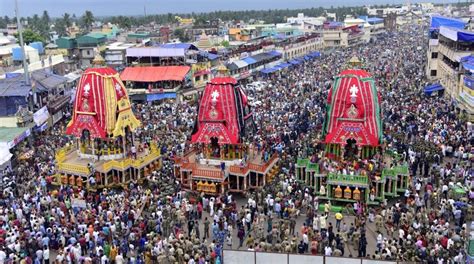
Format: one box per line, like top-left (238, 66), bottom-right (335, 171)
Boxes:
top-left (242, 57), bottom-right (258, 64)
top-left (147, 92), bottom-right (177, 102)
top-left (289, 59), bottom-right (301, 65)
top-left (461, 55), bottom-right (474, 73)
top-left (424, 83), bottom-right (444, 95)
top-left (430, 16), bottom-right (465, 30)
top-left (440, 26), bottom-right (474, 42)
top-left (268, 50), bottom-right (282, 57)
top-left (260, 68), bottom-right (278, 74)
top-left (199, 51), bottom-right (220, 60)
top-left (275, 62), bottom-right (291, 69)
top-left (308, 51), bottom-right (321, 58)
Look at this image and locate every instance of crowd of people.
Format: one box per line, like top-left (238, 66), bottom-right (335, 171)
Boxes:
top-left (0, 23), bottom-right (472, 264)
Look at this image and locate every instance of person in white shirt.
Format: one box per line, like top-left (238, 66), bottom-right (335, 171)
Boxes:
top-left (325, 246), bottom-right (333, 256)
top-left (43, 246), bottom-right (50, 264)
top-left (398, 228), bottom-right (405, 246)
top-left (101, 253), bottom-right (109, 264)
top-left (35, 248), bottom-right (43, 263)
top-left (0, 249), bottom-right (6, 263)
top-left (115, 252), bottom-right (124, 264)
top-left (55, 252), bottom-right (64, 263)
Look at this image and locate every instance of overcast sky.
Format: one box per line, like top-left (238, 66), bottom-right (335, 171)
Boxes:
top-left (0, 0), bottom-right (456, 18)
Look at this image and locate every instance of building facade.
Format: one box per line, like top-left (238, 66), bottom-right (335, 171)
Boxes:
top-left (437, 26), bottom-right (474, 120)
top-left (275, 34), bottom-right (323, 60)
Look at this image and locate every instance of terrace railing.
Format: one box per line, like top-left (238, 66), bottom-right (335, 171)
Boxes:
top-left (327, 173), bottom-right (368, 185)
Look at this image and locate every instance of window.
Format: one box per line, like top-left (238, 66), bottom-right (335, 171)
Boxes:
top-left (430, 70), bottom-right (437, 76)
top-left (431, 52), bottom-right (438, 59)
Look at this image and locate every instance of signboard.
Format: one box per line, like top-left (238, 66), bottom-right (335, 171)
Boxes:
top-left (71, 198), bottom-right (87, 209)
top-left (52, 111), bottom-right (64, 124)
top-left (148, 88), bottom-right (165, 94)
top-left (7, 128), bottom-right (31, 149)
top-left (464, 76), bottom-right (474, 90)
top-left (33, 106), bottom-right (50, 126)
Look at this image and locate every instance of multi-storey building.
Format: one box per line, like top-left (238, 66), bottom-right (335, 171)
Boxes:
top-left (437, 26), bottom-right (474, 120)
top-left (426, 16), bottom-right (466, 81)
top-left (275, 34), bottom-right (323, 60)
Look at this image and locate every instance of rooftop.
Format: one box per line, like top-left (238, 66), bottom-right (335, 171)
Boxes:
top-left (0, 126), bottom-right (30, 143)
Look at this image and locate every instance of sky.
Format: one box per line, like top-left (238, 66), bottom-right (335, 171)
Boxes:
top-left (0, 0), bottom-right (458, 17)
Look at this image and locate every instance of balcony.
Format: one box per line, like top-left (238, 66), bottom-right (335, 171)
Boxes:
top-left (347, 32), bottom-right (364, 40)
top-left (438, 43), bottom-right (471, 63)
top-left (327, 173), bottom-right (369, 187)
top-left (192, 168), bottom-right (224, 181)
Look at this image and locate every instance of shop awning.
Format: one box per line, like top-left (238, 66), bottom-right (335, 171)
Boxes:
top-left (289, 59), bottom-right (302, 65)
top-left (260, 68), bottom-right (278, 74)
top-left (0, 126), bottom-right (32, 149)
top-left (440, 26), bottom-right (474, 42)
top-left (424, 83), bottom-right (444, 95)
top-left (275, 62), bottom-right (291, 69)
top-left (146, 92), bottom-right (177, 102)
top-left (461, 55), bottom-right (474, 73)
top-left (307, 51), bottom-right (321, 58)
top-left (120, 66), bottom-right (190, 82)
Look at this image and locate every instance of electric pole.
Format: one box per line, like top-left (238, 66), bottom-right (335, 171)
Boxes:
top-left (15, 0), bottom-right (30, 86)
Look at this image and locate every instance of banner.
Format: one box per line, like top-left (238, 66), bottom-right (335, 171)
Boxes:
top-left (33, 106), bottom-right (50, 126)
top-left (71, 198), bottom-right (87, 208)
top-left (464, 76), bottom-right (474, 90)
top-left (7, 128), bottom-right (31, 149)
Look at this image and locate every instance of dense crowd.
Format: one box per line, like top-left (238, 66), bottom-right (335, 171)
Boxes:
top-left (0, 23), bottom-right (472, 264)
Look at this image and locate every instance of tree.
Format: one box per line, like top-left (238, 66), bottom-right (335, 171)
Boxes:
top-left (14, 29), bottom-right (45, 44)
top-left (41, 10), bottom-right (50, 25)
top-left (55, 19), bottom-right (67, 36)
top-left (55, 13), bottom-right (72, 36)
top-left (81, 10), bottom-right (95, 32)
top-left (220, 40), bottom-right (230, 48)
top-left (40, 11), bottom-right (51, 36)
top-left (116, 16), bottom-right (132, 30)
top-left (173, 28), bottom-right (189, 42)
top-left (62, 13), bottom-right (72, 28)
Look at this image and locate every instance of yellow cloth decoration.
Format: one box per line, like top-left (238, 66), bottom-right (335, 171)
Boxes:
top-left (104, 77), bottom-right (118, 135)
top-left (112, 98), bottom-right (141, 138)
top-left (344, 186), bottom-right (352, 199)
top-left (353, 187), bottom-right (361, 200)
top-left (334, 185), bottom-right (342, 198)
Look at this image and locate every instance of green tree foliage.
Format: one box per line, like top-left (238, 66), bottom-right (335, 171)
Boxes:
top-left (22, 5), bottom-right (370, 35)
top-left (54, 13), bottom-right (72, 37)
top-left (220, 40), bottom-right (230, 47)
top-left (100, 6), bottom-right (368, 28)
top-left (62, 13), bottom-right (72, 28)
top-left (0, 16), bottom-right (11, 28)
top-left (81, 10), bottom-right (95, 32)
top-left (14, 29), bottom-right (45, 44)
top-left (173, 28), bottom-right (190, 42)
